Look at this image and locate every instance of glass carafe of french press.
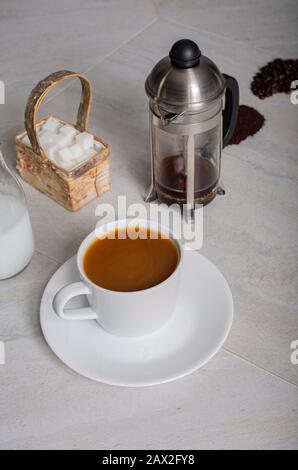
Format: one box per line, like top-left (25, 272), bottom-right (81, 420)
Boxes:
top-left (145, 39), bottom-right (239, 209)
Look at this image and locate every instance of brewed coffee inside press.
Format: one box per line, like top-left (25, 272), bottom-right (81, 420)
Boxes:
top-left (156, 154), bottom-right (219, 205)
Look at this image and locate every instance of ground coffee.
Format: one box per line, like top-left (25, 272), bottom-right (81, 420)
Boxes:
top-left (251, 58), bottom-right (298, 99)
top-left (229, 105), bottom-right (265, 146)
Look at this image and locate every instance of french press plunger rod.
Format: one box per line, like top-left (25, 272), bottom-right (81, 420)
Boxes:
top-left (145, 39), bottom-right (239, 211)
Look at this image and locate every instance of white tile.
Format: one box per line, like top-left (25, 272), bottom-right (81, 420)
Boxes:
top-left (0, 251), bottom-right (59, 306)
top-left (155, 0), bottom-right (298, 53)
top-left (0, 253), bottom-right (59, 340)
top-left (0, 341), bottom-right (297, 449)
top-left (0, 0), bottom-right (157, 86)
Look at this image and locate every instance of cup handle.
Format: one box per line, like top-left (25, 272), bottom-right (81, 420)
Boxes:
top-left (53, 281), bottom-right (98, 320)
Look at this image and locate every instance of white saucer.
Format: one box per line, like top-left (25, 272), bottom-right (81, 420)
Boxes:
top-left (40, 253), bottom-right (233, 387)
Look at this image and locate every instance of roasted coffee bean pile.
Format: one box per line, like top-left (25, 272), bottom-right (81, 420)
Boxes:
top-left (251, 58), bottom-right (298, 99)
top-left (229, 105), bottom-right (265, 146)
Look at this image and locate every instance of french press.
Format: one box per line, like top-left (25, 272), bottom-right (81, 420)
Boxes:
top-left (145, 39), bottom-right (239, 210)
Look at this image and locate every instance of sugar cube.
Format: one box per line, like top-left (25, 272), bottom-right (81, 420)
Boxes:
top-left (74, 148), bottom-right (96, 165)
top-left (59, 124), bottom-right (77, 139)
top-left (22, 134), bottom-right (31, 146)
top-left (75, 132), bottom-right (94, 151)
top-left (84, 148), bottom-right (97, 159)
top-left (39, 130), bottom-right (55, 145)
top-left (94, 141), bottom-right (103, 152)
top-left (63, 160), bottom-right (76, 171)
top-left (56, 147), bottom-right (73, 166)
top-left (69, 143), bottom-right (83, 159)
top-left (42, 142), bottom-right (58, 160)
top-left (42, 117), bottom-right (61, 134)
top-left (57, 133), bottom-right (75, 148)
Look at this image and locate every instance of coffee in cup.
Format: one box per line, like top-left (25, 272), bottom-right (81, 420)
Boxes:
top-left (53, 219), bottom-right (183, 337)
top-left (83, 226), bottom-right (179, 292)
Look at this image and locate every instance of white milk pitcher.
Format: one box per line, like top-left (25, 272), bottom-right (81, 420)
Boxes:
top-left (0, 146), bottom-right (34, 279)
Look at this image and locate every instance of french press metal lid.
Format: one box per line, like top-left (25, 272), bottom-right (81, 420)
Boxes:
top-left (145, 39), bottom-right (239, 211)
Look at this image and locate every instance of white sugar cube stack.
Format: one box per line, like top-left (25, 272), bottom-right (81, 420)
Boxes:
top-left (18, 117), bottom-right (103, 171)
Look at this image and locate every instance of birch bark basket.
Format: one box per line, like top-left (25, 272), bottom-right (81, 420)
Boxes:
top-left (15, 70), bottom-right (110, 211)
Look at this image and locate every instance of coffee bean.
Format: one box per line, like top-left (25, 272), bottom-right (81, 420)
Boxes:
top-left (251, 58), bottom-right (298, 99)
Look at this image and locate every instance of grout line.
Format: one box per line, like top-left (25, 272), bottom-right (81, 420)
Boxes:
top-left (43, 17), bottom-right (159, 105)
top-left (165, 17), bottom-right (238, 43)
top-left (34, 249), bottom-right (61, 264)
top-left (223, 346), bottom-right (298, 389)
top-left (164, 17), bottom-right (279, 57)
top-left (3, 335), bottom-right (298, 390)
top-left (1, 331), bottom-right (42, 344)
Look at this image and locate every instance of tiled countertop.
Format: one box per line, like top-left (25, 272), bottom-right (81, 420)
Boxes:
top-left (0, 0), bottom-right (297, 449)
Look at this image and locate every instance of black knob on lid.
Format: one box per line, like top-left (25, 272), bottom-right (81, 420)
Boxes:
top-left (169, 39), bottom-right (201, 68)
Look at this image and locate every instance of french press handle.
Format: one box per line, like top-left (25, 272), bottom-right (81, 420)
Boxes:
top-left (222, 73), bottom-right (239, 148)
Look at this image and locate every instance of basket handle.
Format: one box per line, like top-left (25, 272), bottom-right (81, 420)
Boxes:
top-left (24, 70), bottom-right (92, 157)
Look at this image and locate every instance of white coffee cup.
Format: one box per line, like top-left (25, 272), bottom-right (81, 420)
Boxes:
top-left (53, 218), bottom-right (183, 337)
